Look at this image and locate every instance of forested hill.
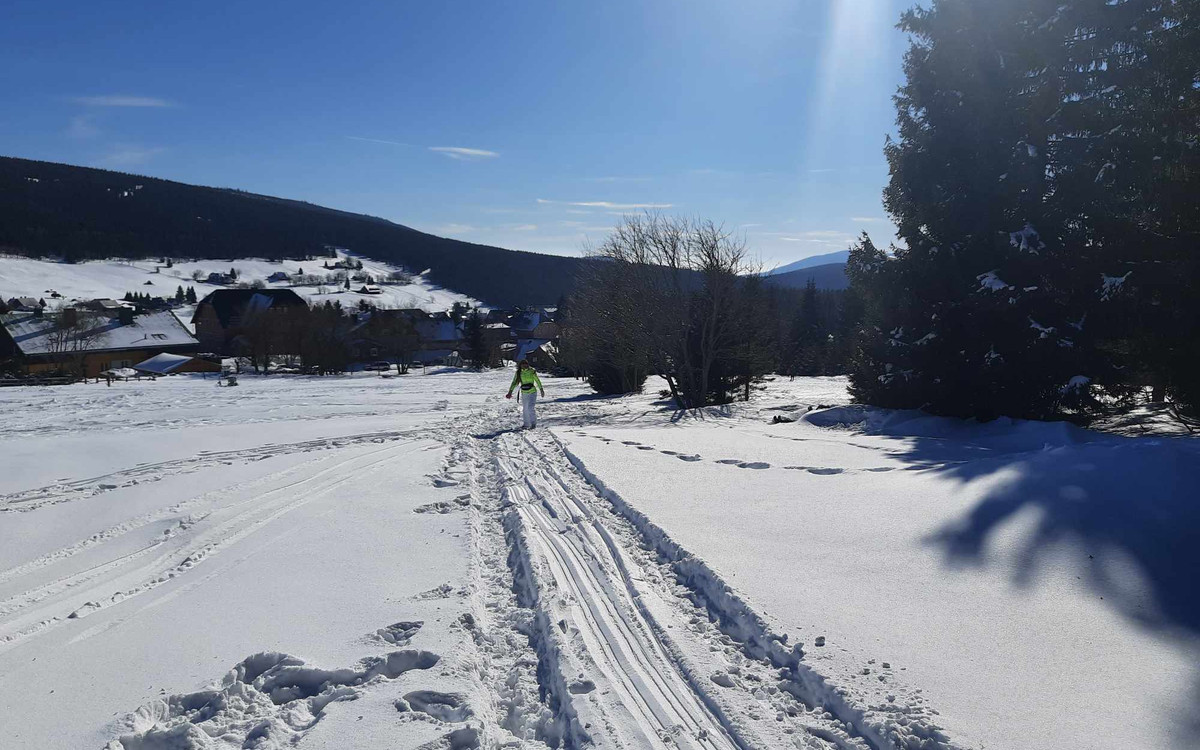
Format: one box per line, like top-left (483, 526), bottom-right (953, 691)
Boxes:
top-left (763, 262), bottom-right (848, 292)
top-left (0, 156), bottom-right (586, 307)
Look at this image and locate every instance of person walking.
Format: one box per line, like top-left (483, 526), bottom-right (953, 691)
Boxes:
top-left (506, 359), bottom-right (545, 429)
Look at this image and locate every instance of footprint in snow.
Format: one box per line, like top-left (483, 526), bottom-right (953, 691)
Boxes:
top-left (806, 467), bottom-right (844, 475)
top-left (715, 459), bottom-right (742, 465)
top-left (397, 690), bottom-right (473, 722)
top-left (621, 441), bottom-right (640, 446)
top-left (105, 648), bottom-right (441, 749)
top-left (677, 455), bottom-right (702, 462)
top-left (372, 621), bottom-right (423, 646)
top-left (737, 462), bottom-right (770, 470)
top-left (865, 467), bottom-right (895, 472)
top-left (636, 446), bottom-right (654, 451)
top-left (415, 583), bottom-right (456, 600)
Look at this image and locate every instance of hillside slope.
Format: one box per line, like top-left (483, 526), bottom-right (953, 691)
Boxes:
top-left (0, 156), bottom-right (585, 307)
top-left (763, 261), bottom-right (848, 291)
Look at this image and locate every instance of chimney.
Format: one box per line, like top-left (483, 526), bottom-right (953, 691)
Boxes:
top-left (61, 307), bottom-right (78, 327)
top-left (118, 307), bottom-right (134, 326)
top-left (32, 306), bottom-right (43, 319)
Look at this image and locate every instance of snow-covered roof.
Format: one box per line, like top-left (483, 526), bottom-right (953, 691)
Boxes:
top-left (515, 338), bottom-right (553, 359)
top-left (133, 352), bottom-right (195, 374)
top-left (1, 310), bottom-right (198, 356)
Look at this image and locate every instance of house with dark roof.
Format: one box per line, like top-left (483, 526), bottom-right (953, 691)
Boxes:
top-left (348, 308), bottom-right (465, 366)
top-left (192, 289), bottom-right (307, 352)
top-left (0, 308), bottom-right (199, 377)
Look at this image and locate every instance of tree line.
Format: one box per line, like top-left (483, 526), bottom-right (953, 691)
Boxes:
top-left (558, 214), bottom-right (861, 409)
top-left (845, 0), bottom-right (1198, 424)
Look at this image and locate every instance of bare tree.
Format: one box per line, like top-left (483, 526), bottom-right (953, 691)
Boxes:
top-left (571, 213), bottom-right (766, 407)
top-left (41, 305), bottom-right (108, 375)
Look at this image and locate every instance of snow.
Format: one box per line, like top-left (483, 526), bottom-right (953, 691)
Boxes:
top-left (1009, 223), bottom-right (1045, 254)
top-left (1101, 271), bottom-right (1131, 300)
top-left (976, 270), bottom-right (1012, 292)
top-left (1029, 318), bottom-right (1055, 338)
top-left (556, 379), bottom-right (1200, 750)
top-left (1063, 374), bottom-right (1091, 392)
top-left (2, 372), bottom-right (1196, 750)
top-left (0, 372), bottom-right (496, 749)
top-left (0, 252), bottom-right (478, 317)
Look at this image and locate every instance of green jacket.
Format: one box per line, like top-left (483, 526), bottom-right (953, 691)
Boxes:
top-left (508, 367), bottom-right (544, 395)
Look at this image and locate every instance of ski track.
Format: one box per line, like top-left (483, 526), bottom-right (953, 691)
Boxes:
top-left (0, 427), bottom-right (427, 514)
top-left (445, 403), bottom-right (881, 749)
top-left (502, 438), bottom-right (744, 750)
top-left (452, 401), bottom-right (963, 750)
top-left (0, 441), bottom-right (421, 654)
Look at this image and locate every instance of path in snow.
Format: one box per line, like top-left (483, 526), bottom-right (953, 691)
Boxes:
top-left (447, 401), bottom-right (950, 750)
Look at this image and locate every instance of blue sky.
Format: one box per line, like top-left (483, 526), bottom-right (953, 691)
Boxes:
top-left (1, 0), bottom-right (912, 267)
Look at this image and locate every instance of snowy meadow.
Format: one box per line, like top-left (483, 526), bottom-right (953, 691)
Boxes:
top-left (0, 371), bottom-right (1196, 749)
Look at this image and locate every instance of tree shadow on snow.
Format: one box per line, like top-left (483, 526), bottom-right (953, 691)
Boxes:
top-left (868, 414), bottom-right (1200, 744)
top-left (471, 427), bottom-right (524, 440)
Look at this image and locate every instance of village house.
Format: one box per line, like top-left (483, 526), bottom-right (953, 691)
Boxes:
top-left (350, 308), bottom-right (464, 366)
top-left (205, 272), bottom-right (236, 285)
top-left (504, 308), bottom-right (561, 367)
top-left (0, 307), bottom-right (199, 378)
top-left (192, 289), bottom-right (307, 353)
top-left (6, 297), bottom-right (44, 312)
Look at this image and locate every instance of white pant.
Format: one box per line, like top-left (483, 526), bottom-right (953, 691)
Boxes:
top-left (520, 389), bottom-right (538, 429)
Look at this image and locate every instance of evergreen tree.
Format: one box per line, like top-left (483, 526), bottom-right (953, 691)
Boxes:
top-left (849, 0), bottom-right (1200, 420)
top-left (185, 286), bottom-right (197, 304)
top-left (787, 279), bottom-right (824, 376)
top-left (175, 285), bottom-right (185, 303)
top-left (462, 309), bottom-right (491, 370)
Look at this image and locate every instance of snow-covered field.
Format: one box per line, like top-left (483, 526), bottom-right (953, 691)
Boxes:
top-left (0, 253), bottom-right (477, 317)
top-left (1, 373), bottom-right (1196, 749)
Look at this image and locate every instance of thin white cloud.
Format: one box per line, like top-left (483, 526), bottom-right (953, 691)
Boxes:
top-left (509, 224), bottom-right (538, 231)
top-left (72, 95), bottom-right (171, 107)
top-left (537, 199), bottom-right (673, 210)
top-left (66, 114), bottom-right (99, 139)
top-left (583, 176), bottom-right (651, 183)
top-left (436, 223), bottom-right (477, 234)
top-left (95, 145), bottom-right (167, 168)
top-left (346, 135), bottom-right (416, 147)
top-left (851, 216), bottom-right (888, 223)
top-left (429, 146), bottom-right (499, 161)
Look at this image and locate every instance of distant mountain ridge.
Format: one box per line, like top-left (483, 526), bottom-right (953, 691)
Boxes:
top-left (762, 262), bottom-right (848, 291)
top-left (767, 249), bottom-right (850, 276)
top-left (0, 156), bottom-right (586, 307)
